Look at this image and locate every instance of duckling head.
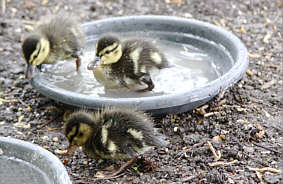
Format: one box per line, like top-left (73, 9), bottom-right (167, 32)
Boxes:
top-left (88, 35), bottom-right (122, 70)
top-left (22, 34), bottom-right (50, 79)
top-left (64, 111), bottom-right (95, 147)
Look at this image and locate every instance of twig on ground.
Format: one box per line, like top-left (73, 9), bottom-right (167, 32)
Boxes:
top-left (255, 171), bottom-right (264, 184)
top-left (248, 167), bottom-right (281, 174)
top-left (0, 97), bottom-right (18, 103)
top-left (215, 87), bottom-right (226, 101)
top-left (22, 20), bottom-right (40, 26)
top-left (32, 116), bottom-right (60, 132)
top-left (208, 160), bottom-right (238, 167)
top-left (206, 141), bottom-right (221, 161)
top-left (204, 112), bottom-right (220, 117)
top-left (248, 167), bottom-right (281, 184)
top-left (17, 98), bottom-right (29, 107)
top-left (36, 127), bottom-right (62, 132)
top-left (36, 119), bottom-right (56, 129)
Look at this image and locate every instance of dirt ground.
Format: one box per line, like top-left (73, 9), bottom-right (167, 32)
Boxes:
top-left (0, 0), bottom-right (282, 183)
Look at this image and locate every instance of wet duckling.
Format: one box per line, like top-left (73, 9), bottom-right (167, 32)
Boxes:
top-left (87, 35), bottom-right (168, 92)
top-left (22, 16), bottom-right (85, 80)
top-left (64, 108), bottom-right (168, 179)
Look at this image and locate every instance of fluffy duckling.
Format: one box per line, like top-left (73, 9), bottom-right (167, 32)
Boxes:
top-left (87, 35), bottom-right (168, 92)
top-left (22, 16), bottom-right (85, 80)
top-left (64, 108), bottom-right (168, 178)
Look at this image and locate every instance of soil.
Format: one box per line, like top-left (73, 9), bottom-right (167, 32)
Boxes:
top-left (0, 0), bottom-right (282, 184)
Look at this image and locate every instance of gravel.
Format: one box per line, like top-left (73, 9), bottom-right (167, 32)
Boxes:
top-left (0, 0), bottom-right (282, 183)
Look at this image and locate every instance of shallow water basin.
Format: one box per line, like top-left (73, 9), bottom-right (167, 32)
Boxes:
top-left (31, 16), bottom-right (248, 114)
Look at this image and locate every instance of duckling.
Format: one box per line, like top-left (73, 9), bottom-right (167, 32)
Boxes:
top-left (64, 108), bottom-right (168, 179)
top-left (21, 16), bottom-right (85, 80)
top-left (87, 35), bottom-right (168, 92)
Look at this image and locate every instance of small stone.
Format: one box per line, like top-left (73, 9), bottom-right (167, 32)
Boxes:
top-left (248, 54), bottom-right (260, 59)
top-left (55, 149), bottom-right (68, 155)
top-left (243, 146), bottom-right (254, 153)
top-left (52, 137), bottom-right (59, 142)
top-left (27, 106), bottom-right (32, 112)
top-left (41, 135), bottom-right (49, 141)
top-left (228, 178), bottom-right (235, 184)
top-left (184, 13), bottom-right (193, 18)
top-left (212, 135), bottom-right (222, 143)
top-left (236, 107), bottom-right (246, 112)
top-left (220, 135), bottom-right (226, 140)
top-left (173, 127), bottom-right (179, 132)
top-left (263, 32), bottom-right (272, 43)
top-left (63, 159), bottom-right (69, 165)
top-left (83, 161), bottom-right (88, 166)
top-left (43, 145), bottom-right (49, 150)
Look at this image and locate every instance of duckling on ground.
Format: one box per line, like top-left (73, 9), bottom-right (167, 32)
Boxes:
top-left (64, 107), bottom-right (168, 179)
top-left (87, 35), bottom-right (168, 92)
top-left (21, 16), bottom-right (85, 80)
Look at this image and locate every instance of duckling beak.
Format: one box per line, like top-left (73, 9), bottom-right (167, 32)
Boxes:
top-left (67, 145), bottom-right (78, 158)
top-left (87, 57), bottom-right (100, 70)
top-left (25, 63), bottom-right (34, 80)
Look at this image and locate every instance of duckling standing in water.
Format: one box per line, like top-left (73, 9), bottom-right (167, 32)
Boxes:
top-left (87, 35), bottom-right (168, 92)
top-left (21, 16), bottom-right (85, 80)
top-left (64, 108), bottom-right (168, 179)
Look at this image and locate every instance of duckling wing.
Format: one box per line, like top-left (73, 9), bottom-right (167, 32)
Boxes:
top-left (105, 122), bottom-right (145, 156)
top-left (103, 109), bottom-right (167, 155)
top-left (125, 39), bottom-right (169, 69)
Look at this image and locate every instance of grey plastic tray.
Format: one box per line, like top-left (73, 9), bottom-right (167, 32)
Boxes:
top-left (0, 137), bottom-right (71, 184)
top-left (30, 15), bottom-right (249, 115)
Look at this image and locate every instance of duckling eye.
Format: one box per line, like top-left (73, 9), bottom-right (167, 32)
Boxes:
top-left (78, 132), bottom-right (83, 137)
top-left (105, 50), bottom-right (111, 55)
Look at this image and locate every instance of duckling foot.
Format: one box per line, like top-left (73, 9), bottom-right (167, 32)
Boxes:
top-left (137, 83), bottom-right (154, 92)
top-left (94, 156), bottom-right (137, 179)
top-left (136, 156), bottom-right (160, 172)
top-left (75, 58), bottom-right (81, 71)
top-left (136, 74), bottom-right (154, 92)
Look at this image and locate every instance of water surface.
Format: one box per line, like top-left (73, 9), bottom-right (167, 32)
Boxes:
top-left (39, 32), bottom-right (233, 98)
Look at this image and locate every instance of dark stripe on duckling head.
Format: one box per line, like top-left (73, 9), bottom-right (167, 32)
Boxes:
top-left (102, 44), bottom-right (119, 56)
top-left (96, 35), bottom-right (120, 55)
top-left (22, 35), bottom-right (40, 63)
top-left (65, 111), bottom-right (94, 136)
top-left (69, 123), bottom-right (79, 145)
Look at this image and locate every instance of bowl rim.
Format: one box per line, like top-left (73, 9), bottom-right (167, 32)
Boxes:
top-left (31, 15), bottom-right (249, 112)
top-left (0, 137), bottom-right (71, 184)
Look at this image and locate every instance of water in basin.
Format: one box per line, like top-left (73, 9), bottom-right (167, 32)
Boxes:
top-left (0, 156), bottom-right (51, 184)
top-left (38, 32), bottom-right (233, 98)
